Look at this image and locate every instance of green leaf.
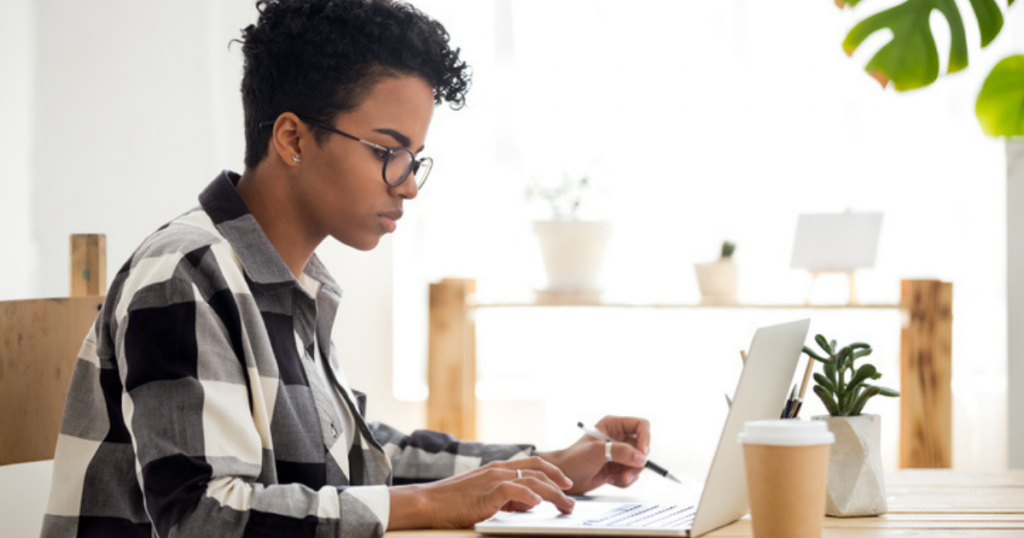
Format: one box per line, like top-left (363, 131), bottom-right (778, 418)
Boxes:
top-left (843, 383), bottom-right (860, 414)
top-left (848, 364), bottom-right (878, 388)
top-left (976, 55), bottom-right (1024, 137)
top-left (837, 359), bottom-right (847, 395)
top-left (803, 346), bottom-right (831, 363)
top-left (851, 386), bottom-right (883, 415)
top-left (878, 386), bottom-right (901, 397)
top-left (814, 385), bottom-right (841, 416)
top-left (824, 360), bottom-right (838, 385)
top-left (845, 382), bottom-right (866, 402)
top-left (852, 348), bottom-right (873, 360)
top-left (815, 335), bottom-right (833, 355)
top-left (836, 346), bottom-right (851, 372)
top-left (814, 373), bottom-right (836, 394)
top-left (969, 0), bottom-right (1004, 48)
top-left (844, 0), bottom-right (968, 91)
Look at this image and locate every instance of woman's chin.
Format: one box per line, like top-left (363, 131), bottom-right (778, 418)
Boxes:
top-left (333, 232), bottom-right (382, 252)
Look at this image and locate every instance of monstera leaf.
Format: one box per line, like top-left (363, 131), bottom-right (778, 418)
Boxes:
top-left (841, 0), bottom-right (1006, 91)
top-left (977, 55), bottom-right (1024, 137)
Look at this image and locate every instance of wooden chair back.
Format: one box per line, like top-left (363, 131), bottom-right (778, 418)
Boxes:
top-left (0, 235), bottom-right (106, 465)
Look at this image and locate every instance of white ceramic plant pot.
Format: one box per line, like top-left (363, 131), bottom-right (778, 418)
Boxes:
top-left (812, 414), bottom-right (888, 517)
top-left (694, 259), bottom-right (738, 305)
top-left (532, 220), bottom-right (612, 293)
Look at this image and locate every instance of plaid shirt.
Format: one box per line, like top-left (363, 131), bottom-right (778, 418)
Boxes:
top-left (42, 171), bottom-right (534, 538)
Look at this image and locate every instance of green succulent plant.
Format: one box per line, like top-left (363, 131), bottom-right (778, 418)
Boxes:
top-left (803, 334), bottom-right (900, 417)
top-left (720, 241), bottom-right (736, 260)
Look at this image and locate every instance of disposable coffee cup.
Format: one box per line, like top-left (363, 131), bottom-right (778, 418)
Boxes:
top-left (738, 420), bottom-right (835, 538)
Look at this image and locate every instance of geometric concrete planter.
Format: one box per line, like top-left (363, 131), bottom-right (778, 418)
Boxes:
top-left (812, 414), bottom-right (888, 517)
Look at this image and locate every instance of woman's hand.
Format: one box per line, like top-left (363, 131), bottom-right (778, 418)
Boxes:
top-left (537, 415), bottom-right (651, 495)
top-left (387, 456), bottom-right (576, 529)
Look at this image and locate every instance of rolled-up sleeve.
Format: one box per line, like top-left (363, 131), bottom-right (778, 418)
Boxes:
top-left (369, 422), bottom-right (534, 485)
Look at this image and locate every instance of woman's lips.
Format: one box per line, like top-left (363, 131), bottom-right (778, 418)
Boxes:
top-left (379, 215), bottom-right (397, 233)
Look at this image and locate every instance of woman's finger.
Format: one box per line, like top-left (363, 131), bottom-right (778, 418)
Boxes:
top-left (485, 482), bottom-right (542, 513)
top-left (501, 456), bottom-right (573, 489)
top-left (598, 416), bottom-right (652, 455)
top-left (517, 476), bottom-right (575, 514)
top-left (598, 440), bottom-right (647, 469)
top-left (633, 419), bottom-right (652, 456)
top-left (515, 468), bottom-right (566, 491)
top-left (596, 462), bottom-right (639, 488)
top-left (502, 501), bottom-right (535, 513)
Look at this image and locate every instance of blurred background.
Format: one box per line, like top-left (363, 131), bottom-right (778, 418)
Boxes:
top-left (2, 2), bottom-right (1020, 532)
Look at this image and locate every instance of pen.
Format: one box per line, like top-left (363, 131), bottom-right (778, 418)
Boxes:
top-left (781, 384), bottom-right (798, 419)
top-left (576, 422), bottom-right (683, 484)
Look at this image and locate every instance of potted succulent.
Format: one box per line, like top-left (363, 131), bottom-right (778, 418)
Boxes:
top-left (528, 174), bottom-right (611, 302)
top-left (694, 241), bottom-right (738, 305)
top-left (803, 335), bottom-right (900, 517)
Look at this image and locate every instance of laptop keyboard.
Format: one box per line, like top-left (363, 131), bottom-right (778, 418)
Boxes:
top-left (583, 503), bottom-right (696, 529)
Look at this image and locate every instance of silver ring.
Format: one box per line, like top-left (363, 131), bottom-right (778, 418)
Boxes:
top-left (516, 469), bottom-right (523, 479)
top-left (605, 439), bottom-right (614, 462)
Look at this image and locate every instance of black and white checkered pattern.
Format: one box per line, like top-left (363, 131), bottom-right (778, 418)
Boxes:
top-left (41, 171), bottom-right (534, 538)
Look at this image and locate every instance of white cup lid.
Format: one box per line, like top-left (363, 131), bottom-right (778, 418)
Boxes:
top-left (738, 419), bottom-right (835, 446)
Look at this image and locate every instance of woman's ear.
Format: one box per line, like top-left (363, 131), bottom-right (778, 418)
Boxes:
top-left (270, 112), bottom-right (305, 167)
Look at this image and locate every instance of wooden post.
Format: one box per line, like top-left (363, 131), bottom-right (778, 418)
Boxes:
top-left (900, 279), bottom-right (953, 468)
top-left (70, 234), bottom-right (106, 297)
top-left (428, 278), bottom-right (477, 440)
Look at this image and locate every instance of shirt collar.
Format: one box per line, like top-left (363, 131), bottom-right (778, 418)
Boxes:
top-left (198, 170), bottom-right (342, 299)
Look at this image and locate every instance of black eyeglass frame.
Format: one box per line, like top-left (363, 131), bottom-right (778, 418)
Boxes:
top-left (257, 115), bottom-right (432, 189)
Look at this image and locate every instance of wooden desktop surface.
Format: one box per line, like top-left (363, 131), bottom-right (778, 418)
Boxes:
top-left (384, 470), bottom-right (1024, 538)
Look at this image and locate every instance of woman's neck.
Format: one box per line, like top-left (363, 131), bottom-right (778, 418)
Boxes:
top-left (235, 166), bottom-right (325, 281)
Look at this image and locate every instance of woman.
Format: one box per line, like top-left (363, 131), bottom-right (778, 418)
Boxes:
top-left (42, 1), bottom-right (652, 536)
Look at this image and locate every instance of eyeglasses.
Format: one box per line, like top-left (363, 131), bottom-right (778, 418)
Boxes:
top-left (258, 115), bottom-right (433, 189)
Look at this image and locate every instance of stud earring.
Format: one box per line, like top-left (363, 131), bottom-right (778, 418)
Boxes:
top-left (292, 155), bottom-right (301, 165)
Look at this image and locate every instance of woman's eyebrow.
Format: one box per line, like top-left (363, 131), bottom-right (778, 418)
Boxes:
top-left (374, 128), bottom-right (426, 153)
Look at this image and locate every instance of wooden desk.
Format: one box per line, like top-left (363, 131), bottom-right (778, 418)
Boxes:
top-left (385, 471), bottom-right (1024, 538)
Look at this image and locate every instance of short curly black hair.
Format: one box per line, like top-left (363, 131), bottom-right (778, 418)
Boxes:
top-left (236, 0), bottom-right (471, 168)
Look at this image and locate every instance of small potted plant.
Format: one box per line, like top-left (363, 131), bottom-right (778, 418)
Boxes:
top-left (804, 335), bottom-right (900, 517)
top-left (694, 241), bottom-right (738, 305)
top-left (528, 174), bottom-right (611, 302)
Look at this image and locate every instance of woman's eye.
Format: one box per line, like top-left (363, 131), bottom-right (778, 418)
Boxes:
top-left (374, 148), bottom-right (388, 161)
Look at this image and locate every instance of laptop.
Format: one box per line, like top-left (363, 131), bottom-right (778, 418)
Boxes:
top-left (475, 318), bottom-right (810, 537)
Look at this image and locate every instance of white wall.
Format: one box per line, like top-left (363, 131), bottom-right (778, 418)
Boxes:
top-left (0, 4), bottom-right (44, 532)
top-left (30, 0), bottom-right (221, 298)
top-left (0, 0), bottom-right (37, 300)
